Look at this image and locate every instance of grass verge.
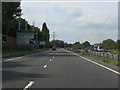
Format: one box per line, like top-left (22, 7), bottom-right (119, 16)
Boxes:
top-left (80, 52), bottom-right (119, 67)
top-left (2, 48), bottom-right (46, 59)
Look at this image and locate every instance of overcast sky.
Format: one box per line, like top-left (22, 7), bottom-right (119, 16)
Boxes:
top-left (21, 1), bottom-right (118, 44)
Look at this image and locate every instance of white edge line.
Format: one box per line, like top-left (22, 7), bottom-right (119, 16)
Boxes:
top-left (80, 56), bottom-right (120, 75)
top-left (71, 51), bottom-right (120, 75)
top-left (3, 57), bottom-right (22, 62)
top-left (43, 65), bottom-right (47, 68)
top-left (2, 52), bottom-right (41, 62)
top-left (22, 1), bottom-right (119, 3)
top-left (23, 81), bottom-right (34, 90)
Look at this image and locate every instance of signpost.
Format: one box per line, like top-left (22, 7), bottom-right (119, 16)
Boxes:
top-left (40, 41), bottom-right (45, 45)
top-left (40, 41), bottom-right (45, 50)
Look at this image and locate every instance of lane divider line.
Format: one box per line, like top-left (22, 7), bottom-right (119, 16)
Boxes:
top-left (23, 81), bottom-right (34, 90)
top-left (50, 59), bottom-right (52, 62)
top-left (71, 51), bottom-right (120, 75)
top-left (43, 65), bottom-right (47, 68)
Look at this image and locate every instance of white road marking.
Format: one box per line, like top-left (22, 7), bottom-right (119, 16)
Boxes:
top-left (43, 65), bottom-right (47, 68)
top-left (72, 53), bottom-right (78, 56)
top-left (80, 56), bottom-right (120, 75)
top-left (50, 59), bottom-right (52, 62)
top-left (15, 57), bottom-right (22, 59)
top-left (2, 52), bottom-right (41, 62)
top-left (23, 81), bottom-right (34, 90)
top-left (71, 51), bottom-right (120, 75)
top-left (3, 57), bottom-right (22, 62)
top-left (53, 56), bottom-right (54, 59)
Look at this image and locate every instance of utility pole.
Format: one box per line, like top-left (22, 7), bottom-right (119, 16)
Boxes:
top-left (52, 32), bottom-right (56, 41)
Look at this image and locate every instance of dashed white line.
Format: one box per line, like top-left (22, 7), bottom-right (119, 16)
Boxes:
top-left (43, 65), bottom-right (47, 68)
top-left (23, 81), bottom-right (34, 90)
top-left (50, 59), bottom-right (52, 62)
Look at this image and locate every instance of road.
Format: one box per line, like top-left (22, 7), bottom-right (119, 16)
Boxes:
top-left (2, 48), bottom-right (119, 89)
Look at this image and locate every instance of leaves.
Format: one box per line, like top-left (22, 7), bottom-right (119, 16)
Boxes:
top-left (2, 2), bottom-right (21, 37)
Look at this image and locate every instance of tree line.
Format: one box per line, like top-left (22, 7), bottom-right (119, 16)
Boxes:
top-left (70, 39), bottom-right (119, 51)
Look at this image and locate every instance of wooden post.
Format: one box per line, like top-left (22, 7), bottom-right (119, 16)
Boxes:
top-left (118, 54), bottom-right (120, 61)
top-left (112, 54), bottom-right (114, 60)
top-left (107, 53), bottom-right (109, 58)
top-left (103, 53), bottom-right (104, 57)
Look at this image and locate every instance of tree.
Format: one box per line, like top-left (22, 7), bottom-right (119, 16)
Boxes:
top-left (71, 42), bottom-right (82, 49)
top-left (82, 41), bottom-right (91, 49)
top-left (50, 40), bottom-right (65, 48)
top-left (42, 22), bottom-right (50, 48)
top-left (116, 39), bottom-right (120, 51)
top-left (16, 18), bottom-right (29, 30)
top-left (2, 2), bottom-right (21, 37)
top-left (100, 39), bottom-right (116, 49)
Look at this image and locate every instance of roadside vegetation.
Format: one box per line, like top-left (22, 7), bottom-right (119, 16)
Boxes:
top-left (2, 48), bottom-right (45, 58)
top-left (80, 51), bottom-right (119, 67)
top-left (68, 39), bottom-right (120, 67)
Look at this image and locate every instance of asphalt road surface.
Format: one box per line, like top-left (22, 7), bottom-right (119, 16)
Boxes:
top-left (2, 48), bottom-right (119, 89)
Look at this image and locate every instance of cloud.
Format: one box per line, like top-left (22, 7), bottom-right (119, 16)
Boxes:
top-left (21, 2), bottom-right (118, 44)
top-left (76, 15), bottom-right (117, 30)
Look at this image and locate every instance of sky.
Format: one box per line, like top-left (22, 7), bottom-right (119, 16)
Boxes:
top-left (21, 1), bottom-right (118, 44)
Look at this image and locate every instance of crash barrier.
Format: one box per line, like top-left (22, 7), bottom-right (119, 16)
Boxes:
top-left (85, 50), bottom-right (119, 60)
top-left (67, 48), bottom-right (119, 60)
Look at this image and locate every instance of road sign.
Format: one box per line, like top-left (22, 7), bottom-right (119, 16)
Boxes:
top-left (40, 41), bottom-right (45, 45)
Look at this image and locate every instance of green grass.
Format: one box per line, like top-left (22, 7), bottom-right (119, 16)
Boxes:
top-left (108, 49), bottom-right (119, 54)
top-left (80, 52), bottom-right (119, 67)
top-left (2, 48), bottom-right (45, 58)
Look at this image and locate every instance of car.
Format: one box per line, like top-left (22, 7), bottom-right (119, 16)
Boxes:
top-left (52, 47), bottom-right (56, 50)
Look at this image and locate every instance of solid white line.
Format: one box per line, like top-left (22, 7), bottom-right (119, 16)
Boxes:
top-left (3, 57), bottom-right (22, 62)
top-left (15, 57), bottom-right (22, 59)
top-left (70, 51), bottom-right (120, 75)
top-left (23, 81), bottom-right (34, 90)
top-left (43, 65), bottom-right (47, 68)
top-left (80, 56), bottom-right (120, 75)
top-left (2, 52), bottom-right (41, 62)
